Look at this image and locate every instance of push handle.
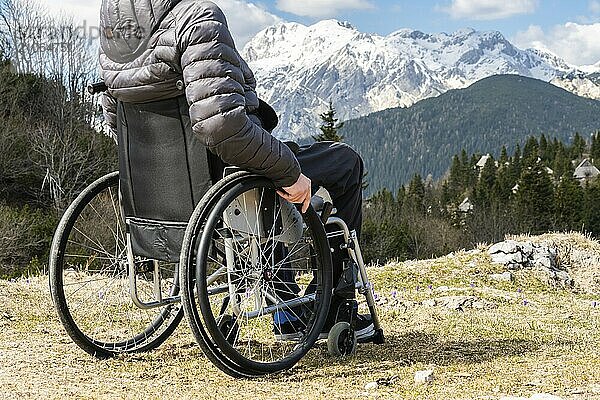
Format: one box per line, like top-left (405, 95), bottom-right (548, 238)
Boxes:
top-left (320, 202), bottom-right (334, 224)
top-left (87, 81), bottom-right (108, 95)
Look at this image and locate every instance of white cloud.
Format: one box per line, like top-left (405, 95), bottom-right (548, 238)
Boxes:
top-left (590, 0), bottom-right (600, 14)
top-left (514, 22), bottom-right (600, 66)
top-left (43, 0), bottom-right (101, 26)
top-left (275, 0), bottom-right (374, 18)
top-left (215, 0), bottom-right (282, 47)
top-left (439, 0), bottom-right (537, 20)
top-left (42, 0), bottom-right (280, 48)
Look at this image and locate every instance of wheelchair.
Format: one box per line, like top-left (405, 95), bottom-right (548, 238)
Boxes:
top-left (48, 92), bottom-right (383, 378)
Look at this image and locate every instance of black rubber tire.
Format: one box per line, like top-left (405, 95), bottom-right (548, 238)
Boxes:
top-left (180, 172), bottom-right (267, 378)
top-left (327, 322), bottom-right (357, 356)
top-left (49, 172), bottom-right (183, 358)
top-left (180, 171), bottom-right (332, 377)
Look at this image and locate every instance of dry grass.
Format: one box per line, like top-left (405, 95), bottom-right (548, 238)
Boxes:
top-left (1, 234), bottom-right (600, 399)
top-left (508, 232), bottom-right (600, 294)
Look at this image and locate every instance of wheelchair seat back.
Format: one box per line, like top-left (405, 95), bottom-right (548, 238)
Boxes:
top-left (117, 96), bottom-right (223, 262)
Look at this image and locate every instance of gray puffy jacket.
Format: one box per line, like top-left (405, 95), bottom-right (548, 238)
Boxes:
top-left (99, 0), bottom-right (300, 187)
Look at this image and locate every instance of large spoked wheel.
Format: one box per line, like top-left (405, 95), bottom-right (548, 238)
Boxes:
top-left (49, 172), bottom-right (183, 358)
top-left (180, 171), bottom-right (332, 377)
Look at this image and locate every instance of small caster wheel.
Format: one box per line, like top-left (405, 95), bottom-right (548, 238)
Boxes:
top-left (217, 315), bottom-right (238, 345)
top-left (327, 321), bottom-right (357, 356)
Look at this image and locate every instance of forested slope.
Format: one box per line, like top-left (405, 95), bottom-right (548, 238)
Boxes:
top-left (343, 75), bottom-right (600, 194)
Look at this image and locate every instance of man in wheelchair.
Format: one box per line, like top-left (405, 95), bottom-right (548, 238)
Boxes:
top-left (99, 0), bottom-right (375, 344)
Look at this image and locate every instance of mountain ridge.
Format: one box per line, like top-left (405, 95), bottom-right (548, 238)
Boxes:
top-left (242, 20), bottom-right (597, 141)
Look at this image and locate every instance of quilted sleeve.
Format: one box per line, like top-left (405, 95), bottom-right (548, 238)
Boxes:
top-left (174, 1), bottom-right (300, 187)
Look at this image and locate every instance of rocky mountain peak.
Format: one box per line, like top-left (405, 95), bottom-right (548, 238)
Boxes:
top-left (241, 21), bottom-right (597, 141)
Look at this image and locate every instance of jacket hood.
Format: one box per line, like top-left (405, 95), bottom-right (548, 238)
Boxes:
top-left (100, 0), bottom-right (180, 63)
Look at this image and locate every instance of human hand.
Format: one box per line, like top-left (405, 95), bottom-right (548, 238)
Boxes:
top-left (277, 173), bottom-right (312, 213)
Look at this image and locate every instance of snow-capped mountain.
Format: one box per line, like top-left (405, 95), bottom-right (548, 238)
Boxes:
top-left (551, 73), bottom-right (600, 100)
top-left (579, 61), bottom-right (600, 74)
top-left (241, 20), bottom-right (594, 141)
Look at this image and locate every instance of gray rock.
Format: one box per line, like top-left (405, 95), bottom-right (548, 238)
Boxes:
top-left (521, 242), bottom-right (535, 257)
top-left (532, 247), bottom-right (557, 269)
top-left (500, 394), bottom-right (563, 400)
top-left (422, 296), bottom-right (497, 310)
top-left (364, 382), bottom-right (378, 390)
top-left (414, 369), bottom-right (434, 384)
top-left (490, 271), bottom-right (513, 282)
top-left (535, 268), bottom-right (573, 288)
top-left (490, 252), bottom-right (519, 265)
top-left (443, 296), bottom-right (473, 310)
top-left (422, 299), bottom-right (437, 307)
top-left (489, 240), bottom-right (519, 255)
top-left (472, 300), bottom-right (494, 309)
top-left (488, 240), bottom-right (570, 287)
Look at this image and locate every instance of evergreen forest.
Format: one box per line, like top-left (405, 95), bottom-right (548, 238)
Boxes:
top-left (361, 133), bottom-right (600, 263)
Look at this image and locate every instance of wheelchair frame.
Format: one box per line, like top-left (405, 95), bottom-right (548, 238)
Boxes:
top-left (50, 169), bottom-right (383, 377)
top-left (325, 217), bottom-right (384, 344)
top-left (127, 192), bottom-right (383, 336)
top-left (123, 183), bottom-right (382, 343)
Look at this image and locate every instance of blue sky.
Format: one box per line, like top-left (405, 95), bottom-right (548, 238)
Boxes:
top-left (262, 0), bottom-right (592, 38)
top-left (44, 0), bottom-right (600, 65)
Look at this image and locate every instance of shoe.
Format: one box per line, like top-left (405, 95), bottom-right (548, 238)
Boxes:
top-left (273, 311), bottom-right (305, 341)
top-left (354, 314), bottom-right (375, 341)
top-left (318, 314), bottom-right (375, 340)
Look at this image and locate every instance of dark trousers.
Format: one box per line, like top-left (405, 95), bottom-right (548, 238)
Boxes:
top-left (210, 139), bottom-right (364, 238)
top-left (297, 141), bottom-right (364, 296)
top-left (296, 141), bottom-right (364, 238)
top-left (271, 142), bottom-right (365, 321)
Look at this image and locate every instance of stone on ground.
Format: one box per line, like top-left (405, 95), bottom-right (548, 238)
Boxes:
top-left (414, 369), bottom-right (434, 384)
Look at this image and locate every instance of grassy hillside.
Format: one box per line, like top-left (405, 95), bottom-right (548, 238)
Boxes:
top-left (2, 233), bottom-right (599, 399)
top-left (342, 75), bottom-right (600, 194)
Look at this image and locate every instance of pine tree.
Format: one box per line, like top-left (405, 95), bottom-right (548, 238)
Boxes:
top-left (370, 188), bottom-right (395, 212)
top-left (444, 154), bottom-right (463, 205)
top-left (555, 172), bottom-right (584, 231)
top-left (397, 185), bottom-right (406, 210)
top-left (494, 158), bottom-right (514, 203)
top-left (440, 181), bottom-right (452, 213)
top-left (522, 136), bottom-right (539, 163)
top-left (590, 131), bottom-right (600, 164)
top-left (404, 174), bottom-right (426, 215)
top-left (460, 149), bottom-right (469, 173)
top-left (516, 161), bottom-right (555, 233)
top-left (473, 156), bottom-right (497, 209)
top-left (510, 145), bottom-right (522, 183)
top-left (313, 101), bottom-right (344, 142)
top-left (583, 180), bottom-right (600, 235)
top-left (539, 134), bottom-right (549, 161)
top-left (552, 144), bottom-right (572, 179)
top-left (571, 132), bottom-right (586, 160)
top-left (499, 146), bottom-right (509, 165)
top-left (468, 153), bottom-right (480, 186)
